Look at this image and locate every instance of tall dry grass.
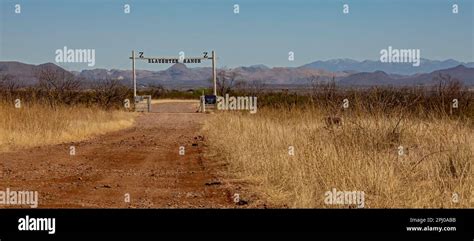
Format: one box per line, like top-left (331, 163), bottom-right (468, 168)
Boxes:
top-left (204, 106), bottom-right (473, 208)
top-left (0, 101), bottom-right (136, 153)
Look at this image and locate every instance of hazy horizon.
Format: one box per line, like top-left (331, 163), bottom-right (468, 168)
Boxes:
top-left (2, 57), bottom-right (473, 72)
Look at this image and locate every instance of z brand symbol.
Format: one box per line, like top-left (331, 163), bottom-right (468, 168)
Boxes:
top-left (203, 52), bottom-right (208, 59)
top-left (139, 52), bottom-right (144, 58)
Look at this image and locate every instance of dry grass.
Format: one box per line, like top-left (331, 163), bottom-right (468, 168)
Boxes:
top-left (204, 107), bottom-right (473, 208)
top-left (0, 102), bottom-right (136, 153)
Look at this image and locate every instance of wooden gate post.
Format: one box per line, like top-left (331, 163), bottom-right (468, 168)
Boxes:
top-left (212, 50), bottom-right (217, 96)
top-left (132, 50), bottom-right (137, 98)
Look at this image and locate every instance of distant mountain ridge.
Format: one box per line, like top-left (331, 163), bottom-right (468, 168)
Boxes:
top-left (339, 65), bottom-right (474, 86)
top-left (73, 63), bottom-right (349, 87)
top-left (0, 61), bottom-right (71, 83)
top-left (1, 60), bottom-right (473, 87)
top-left (301, 58), bottom-right (474, 75)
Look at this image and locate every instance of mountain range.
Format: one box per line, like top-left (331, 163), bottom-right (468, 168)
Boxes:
top-left (301, 58), bottom-right (474, 75)
top-left (338, 65), bottom-right (474, 86)
top-left (0, 61), bottom-right (71, 83)
top-left (1, 59), bottom-right (473, 88)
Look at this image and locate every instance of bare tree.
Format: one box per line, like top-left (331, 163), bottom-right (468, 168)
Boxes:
top-left (248, 79), bottom-right (267, 96)
top-left (1, 74), bottom-right (18, 89)
top-left (0, 74), bottom-right (24, 102)
top-left (214, 68), bottom-right (243, 95)
top-left (433, 73), bottom-right (462, 97)
top-left (36, 67), bottom-right (81, 108)
top-left (432, 73), bottom-right (464, 115)
top-left (93, 78), bottom-right (130, 109)
top-left (307, 75), bottom-right (338, 111)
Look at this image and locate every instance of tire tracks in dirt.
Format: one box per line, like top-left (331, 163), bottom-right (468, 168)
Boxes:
top-left (0, 102), bottom-right (243, 208)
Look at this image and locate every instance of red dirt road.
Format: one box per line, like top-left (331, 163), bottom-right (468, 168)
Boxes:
top-left (0, 102), bottom-right (245, 208)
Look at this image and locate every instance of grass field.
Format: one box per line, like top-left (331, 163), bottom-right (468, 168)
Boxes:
top-left (204, 103), bottom-right (473, 208)
top-left (0, 101), bottom-right (136, 153)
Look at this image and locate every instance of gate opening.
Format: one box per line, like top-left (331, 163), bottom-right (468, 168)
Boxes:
top-left (129, 50), bottom-right (218, 112)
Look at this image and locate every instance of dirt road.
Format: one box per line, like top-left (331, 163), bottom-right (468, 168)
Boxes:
top-left (0, 102), bottom-right (242, 208)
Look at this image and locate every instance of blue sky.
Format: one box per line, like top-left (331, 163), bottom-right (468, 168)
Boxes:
top-left (0, 0), bottom-right (473, 71)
